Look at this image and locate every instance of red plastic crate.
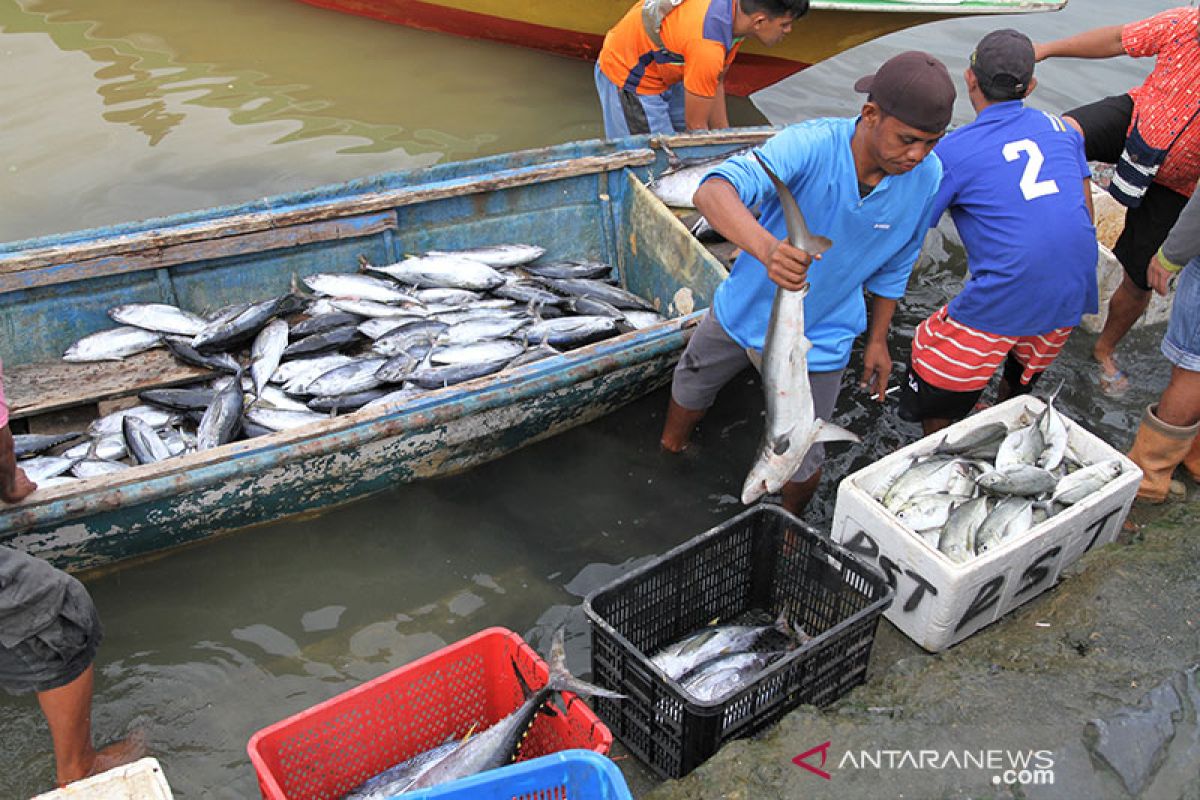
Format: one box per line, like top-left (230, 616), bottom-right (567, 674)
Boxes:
top-left (247, 627), bottom-right (612, 800)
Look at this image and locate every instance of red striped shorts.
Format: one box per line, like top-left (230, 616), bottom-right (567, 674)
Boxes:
top-left (911, 306), bottom-right (1073, 392)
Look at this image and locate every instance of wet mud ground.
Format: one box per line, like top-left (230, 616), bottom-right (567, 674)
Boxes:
top-left (644, 498), bottom-right (1200, 800)
top-left (635, 236), bottom-right (1200, 799)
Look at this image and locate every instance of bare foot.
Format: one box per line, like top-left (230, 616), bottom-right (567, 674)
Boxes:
top-left (86, 730), bottom-right (148, 778)
top-left (660, 436), bottom-right (690, 453)
top-left (1093, 349), bottom-right (1129, 396)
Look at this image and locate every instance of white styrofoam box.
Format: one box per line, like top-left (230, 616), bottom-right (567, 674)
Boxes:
top-left (32, 758), bottom-right (172, 800)
top-left (830, 395), bottom-right (1141, 653)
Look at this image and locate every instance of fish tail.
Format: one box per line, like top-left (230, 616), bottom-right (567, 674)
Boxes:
top-left (545, 628), bottom-right (624, 700)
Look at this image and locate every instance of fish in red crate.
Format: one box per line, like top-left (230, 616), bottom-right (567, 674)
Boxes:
top-left (344, 629), bottom-right (622, 798)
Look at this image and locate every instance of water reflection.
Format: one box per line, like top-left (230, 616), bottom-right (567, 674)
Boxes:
top-left (5, 0), bottom-right (501, 156)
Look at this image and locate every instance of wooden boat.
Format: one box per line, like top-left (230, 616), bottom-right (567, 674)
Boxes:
top-left (292, 0), bottom-right (1066, 96)
top-left (0, 131), bottom-right (767, 574)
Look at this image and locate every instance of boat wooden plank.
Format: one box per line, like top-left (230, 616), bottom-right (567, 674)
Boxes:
top-left (0, 212), bottom-right (398, 295)
top-left (0, 150), bottom-right (656, 274)
top-left (5, 349), bottom-right (211, 420)
top-left (623, 170), bottom-right (728, 317)
top-left (654, 130), bottom-right (774, 149)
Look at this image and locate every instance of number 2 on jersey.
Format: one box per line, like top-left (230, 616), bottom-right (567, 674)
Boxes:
top-left (1002, 139), bottom-right (1059, 201)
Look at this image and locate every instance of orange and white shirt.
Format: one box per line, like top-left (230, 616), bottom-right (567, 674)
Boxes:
top-left (598, 0), bottom-right (742, 97)
top-left (1123, 7), bottom-right (1200, 197)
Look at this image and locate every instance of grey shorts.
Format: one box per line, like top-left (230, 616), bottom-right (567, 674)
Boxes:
top-left (671, 311), bottom-right (844, 483)
top-left (0, 556), bottom-right (102, 696)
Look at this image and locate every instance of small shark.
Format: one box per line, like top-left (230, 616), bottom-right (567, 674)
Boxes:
top-left (741, 152), bottom-right (859, 505)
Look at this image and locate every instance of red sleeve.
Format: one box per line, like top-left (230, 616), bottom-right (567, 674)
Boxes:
top-left (1122, 8), bottom-right (1194, 58)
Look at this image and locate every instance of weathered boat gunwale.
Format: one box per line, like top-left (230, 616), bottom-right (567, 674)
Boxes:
top-left (0, 150), bottom-right (657, 280)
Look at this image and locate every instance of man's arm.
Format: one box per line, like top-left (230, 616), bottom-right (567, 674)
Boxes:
top-left (861, 295), bottom-right (897, 402)
top-left (708, 80), bottom-right (730, 130)
top-left (693, 177), bottom-right (812, 290)
top-left (1034, 24), bottom-right (1124, 61)
top-left (0, 426), bottom-right (36, 504)
top-left (1148, 185), bottom-right (1200, 295)
top-left (684, 90), bottom-right (715, 131)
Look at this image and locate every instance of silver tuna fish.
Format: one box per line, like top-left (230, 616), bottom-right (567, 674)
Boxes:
top-left (71, 458), bottom-right (130, 479)
top-left (304, 358), bottom-right (387, 397)
top-left (63, 326), bottom-right (162, 363)
top-left (197, 374), bottom-right (244, 450)
top-left (650, 616), bottom-right (793, 682)
top-left (406, 629), bottom-right (622, 792)
top-left (431, 340), bottom-right (525, 366)
top-left (88, 405), bottom-right (177, 438)
top-left (64, 435), bottom-right (127, 462)
top-left (647, 147), bottom-right (752, 208)
top-left (330, 298), bottom-right (427, 318)
top-left (425, 243), bottom-right (545, 268)
top-left (20, 456), bottom-right (80, 483)
top-left (368, 255), bottom-right (506, 291)
top-left (123, 416), bottom-right (173, 465)
top-left (523, 316), bottom-right (618, 346)
top-left (680, 651), bottom-right (784, 703)
top-left (302, 273), bottom-right (421, 305)
top-left (244, 406), bottom-right (329, 432)
top-left (250, 319), bottom-right (290, 397)
top-left (109, 303), bottom-right (207, 337)
top-left (13, 432), bottom-right (82, 459)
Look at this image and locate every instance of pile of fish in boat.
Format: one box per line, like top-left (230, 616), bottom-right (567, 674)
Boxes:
top-left (873, 391), bottom-right (1126, 565)
top-left (342, 630), bottom-right (620, 799)
top-left (19, 245), bottom-right (666, 487)
top-left (649, 614), bottom-right (808, 703)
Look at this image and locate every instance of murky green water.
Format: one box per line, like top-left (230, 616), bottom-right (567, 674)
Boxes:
top-left (0, 0), bottom-right (1190, 796)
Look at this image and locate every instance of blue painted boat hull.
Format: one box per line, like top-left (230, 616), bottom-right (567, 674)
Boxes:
top-left (0, 131), bottom-right (768, 572)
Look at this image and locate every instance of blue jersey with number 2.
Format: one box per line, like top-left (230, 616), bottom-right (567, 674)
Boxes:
top-left (933, 101), bottom-right (1098, 336)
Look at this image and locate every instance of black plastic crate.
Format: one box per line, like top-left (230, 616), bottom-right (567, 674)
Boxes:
top-left (583, 504), bottom-right (893, 779)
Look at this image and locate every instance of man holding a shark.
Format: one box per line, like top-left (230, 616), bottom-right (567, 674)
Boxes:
top-left (659, 50), bottom-right (956, 514)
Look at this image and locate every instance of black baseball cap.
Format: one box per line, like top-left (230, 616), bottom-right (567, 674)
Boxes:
top-left (970, 29), bottom-right (1035, 100)
top-left (854, 51), bottom-right (956, 133)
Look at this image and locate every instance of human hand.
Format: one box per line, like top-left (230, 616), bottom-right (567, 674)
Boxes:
top-left (1032, 43), bottom-right (1048, 62)
top-left (765, 240), bottom-right (813, 291)
top-left (1, 467), bottom-right (37, 504)
top-left (1147, 253), bottom-right (1175, 296)
top-left (860, 340), bottom-right (891, 402)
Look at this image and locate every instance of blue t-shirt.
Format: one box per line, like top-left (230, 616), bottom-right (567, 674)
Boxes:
top-left (707, 118), bottom-right (943, 372)
top-left (933, 101), bottom-right (1098, 335)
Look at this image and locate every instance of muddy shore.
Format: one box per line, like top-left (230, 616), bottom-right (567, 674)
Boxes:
top-left (645, 495), bottom-right (1200, 800)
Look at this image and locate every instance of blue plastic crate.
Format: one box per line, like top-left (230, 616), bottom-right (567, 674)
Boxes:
top-left (402, 750), bottom-right (633, 800)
